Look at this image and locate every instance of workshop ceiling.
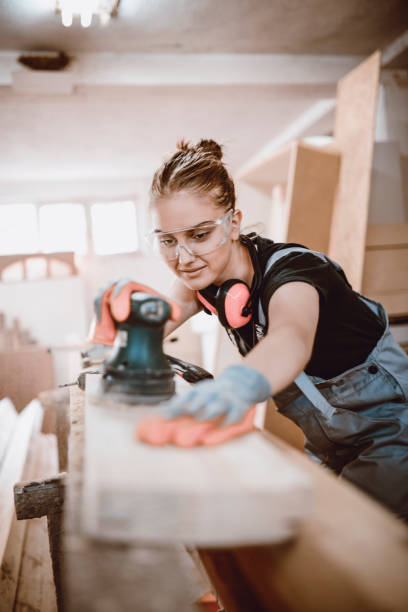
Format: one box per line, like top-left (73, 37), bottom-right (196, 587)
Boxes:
top-left (0, 0), bottom-right (407, 198)
top-left (0, 0), bottom-right (407, 57)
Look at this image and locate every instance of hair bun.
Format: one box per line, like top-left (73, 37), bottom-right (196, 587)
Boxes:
top-left (176, 139), bottom-right (190, 153)
top-left (196, 139), bottom-right (223, 160)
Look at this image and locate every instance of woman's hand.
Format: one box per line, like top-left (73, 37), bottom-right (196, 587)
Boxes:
top-left (161, 364), bottom-right (272, 425)
top-left (136, 406), bottom-right (257, 447)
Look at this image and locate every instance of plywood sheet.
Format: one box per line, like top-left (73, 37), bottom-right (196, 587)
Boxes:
top-left (362, 248), bottom-right (408, 294)
top-left (328, 51), bottom-right (381, 290)
top-left (286, 142), bottom-right (340, 253)
top-left (365, 222), bottom-right (408, 247)
top-left (81, 376), bottom-right (313, 547)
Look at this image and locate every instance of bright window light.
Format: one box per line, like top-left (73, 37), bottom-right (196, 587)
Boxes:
top-left (26, 256), bottom-right (48, 280)
top-left (91, 201), bottom-right (138, 255)
top-left (39, 204), bottom-right (87, 254)
top-left (0, 204), bottom-right (39, 254)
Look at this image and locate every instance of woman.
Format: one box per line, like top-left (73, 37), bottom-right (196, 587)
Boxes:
top-left (140, 138), bottom-right (408, 520)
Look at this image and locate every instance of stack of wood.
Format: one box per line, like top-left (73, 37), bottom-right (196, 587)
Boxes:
top-left (0, 397), bottom-right (58, 612)
top-left (0, 314), bottom-right (55, 413)
top-left (0, 313), bottom-right (37, 352)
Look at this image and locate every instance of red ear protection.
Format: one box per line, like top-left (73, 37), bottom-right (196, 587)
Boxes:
top-left (197, 280), bottom-right (252, 329)
top-left (196, 233), bottom-right (261, 330)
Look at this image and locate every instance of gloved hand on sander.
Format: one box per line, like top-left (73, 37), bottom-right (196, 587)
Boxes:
top-left (89, 278), bottom-right (181, 346)
top-left (136, 364), bottom-right (272, 447)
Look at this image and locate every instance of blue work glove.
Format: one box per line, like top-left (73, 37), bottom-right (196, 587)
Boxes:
top-left (162, 364), bottom-right (272, 425)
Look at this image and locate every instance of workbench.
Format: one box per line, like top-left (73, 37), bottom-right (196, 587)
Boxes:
top-left (61, 385), bottom-right (408, 612)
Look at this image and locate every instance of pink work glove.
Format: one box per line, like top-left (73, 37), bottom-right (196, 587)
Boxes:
top-left (89, 278), bottom-right (181, 345)
top-left (136, 406), bottom-right (256, 448)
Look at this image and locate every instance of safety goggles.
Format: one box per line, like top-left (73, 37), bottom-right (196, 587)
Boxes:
top-left (147, 208), bottom-right (234, 261)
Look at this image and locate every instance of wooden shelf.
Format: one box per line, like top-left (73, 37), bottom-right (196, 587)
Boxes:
top-left (238, 139), bottom-right (341, 254)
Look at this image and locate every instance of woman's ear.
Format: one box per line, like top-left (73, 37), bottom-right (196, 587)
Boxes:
top-left (231, 209), bottom-right (242, 240)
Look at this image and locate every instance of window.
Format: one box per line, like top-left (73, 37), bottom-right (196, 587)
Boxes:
top-left (0, 204), bottom-right (38, 254)
top-left (39, 204), bottom-right (87, 254)
top-left (91, 201), bottom-right (138, 255)
top-left (0, 200), bottom-right (139, 259)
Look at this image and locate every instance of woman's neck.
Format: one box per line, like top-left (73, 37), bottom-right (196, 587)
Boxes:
top-left (220, 238), bottom-right (254, 287)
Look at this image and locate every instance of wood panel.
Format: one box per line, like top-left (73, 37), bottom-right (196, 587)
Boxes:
top-left (0, 398), bottom-right (18, 466)
top-left (0, 400), bottom-right (43, 563)
top-left (328, 51), bottom-right (381, 290)
top-left (64, 386), bottom-right (220, 612)
top-left (200, 430), bottom-right (408, 612)
top-left (286, 142), bottom-right (340, 253)
top-left (80, 375), bottom-right (313, 547)
top-left (363, 222), bottom-right (408, 316)
top-left (365, 222), bottom-right (408, 247)
top-left (0, 432), bottom-right (44, 610)
top-left (362, 248), bottom-right (408, 293)
top-left (0, 347), bottom-right (55, 413)
top-left (13, 434), bottom-right (58, 612)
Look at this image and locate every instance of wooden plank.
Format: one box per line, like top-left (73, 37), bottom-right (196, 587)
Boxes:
top-left (14, 517), bottom-right (51, 611)
top-left (80, 376), bottom-right (313, 547)
top-left (366, 223), bottom-right (408, 248)
top-left (0, 397), bottom-right (17, 467)
top-left (286, 141), bottom-right (340, 253)
top-left (0, 433), bottom-right (44, 610)
top-left (14, 434), bottom-right (58, 612)
top-left (199, 430), bottom-right (408, 612)
top-left (39, 388), bottom-right (70, 470)
top-left (0, 400), bottom-right (43, 564)
top-left (64, 386), bottom-right (218, 612)
top-left (328, 51), bottom-right (381, 291)
top-left (14, 473), bottom-right (65, 520)
top-left (362, 248), bottom-right (408, 294)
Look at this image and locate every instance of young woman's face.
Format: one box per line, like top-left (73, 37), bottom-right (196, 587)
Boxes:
top-left (151, 190), bottom-right (241, 290)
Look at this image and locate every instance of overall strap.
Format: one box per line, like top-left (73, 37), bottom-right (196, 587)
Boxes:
top-left (258, 246), bottom-right (336, 419)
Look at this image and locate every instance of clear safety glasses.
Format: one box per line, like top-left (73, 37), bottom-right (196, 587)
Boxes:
top-left (147, 208), bottom-right (234, 261)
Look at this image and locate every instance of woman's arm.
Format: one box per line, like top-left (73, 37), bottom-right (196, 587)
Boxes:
top-left (160, 281), bottom-right (320, 425)
top-left (244, 281), bottom-right (320, 393)
top-left (164, 279), bottom-right (202, 337)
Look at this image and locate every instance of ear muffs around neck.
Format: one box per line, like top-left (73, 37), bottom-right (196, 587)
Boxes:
top-left (197, 280), bottom-right (252, 329)
top-left (196, 233), bottom-right (262, 330)
top-left (215, 279), bottom-right (252, 328)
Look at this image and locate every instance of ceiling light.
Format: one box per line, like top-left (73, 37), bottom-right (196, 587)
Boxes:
top-left (56, 0), bottom-right (120, 28)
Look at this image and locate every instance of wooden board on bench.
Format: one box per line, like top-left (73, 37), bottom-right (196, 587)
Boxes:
top-left (80, 375), bottom-right (313, 547)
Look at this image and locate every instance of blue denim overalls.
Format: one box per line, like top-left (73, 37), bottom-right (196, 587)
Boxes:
top-left (259, 247), bottom-right (408, 520)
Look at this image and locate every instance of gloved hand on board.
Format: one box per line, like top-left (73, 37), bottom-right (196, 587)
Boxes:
top-left (161, 364), bottom-right (272, 425)
top-left (136, 364), bottom-right (272, 447)
top-left (136, 406), bottom-right (257, 448)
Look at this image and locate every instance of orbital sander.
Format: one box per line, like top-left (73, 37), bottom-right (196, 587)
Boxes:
top-left (102, 291), bottom-right (175, 403)
top-left (88, 281), bottom-right (212, 404)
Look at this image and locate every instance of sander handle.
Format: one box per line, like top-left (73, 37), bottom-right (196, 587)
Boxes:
top-left (165, 354), bottom-right (214, 384)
